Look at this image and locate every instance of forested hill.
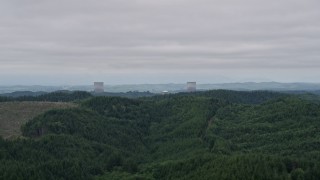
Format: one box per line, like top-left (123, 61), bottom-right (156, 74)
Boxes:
top-left (0, 90), bottom-right (154, 102)
top-left (1, 90), bottom-right (320, 179)
top-left (0, 91), bottom-right (92, 102)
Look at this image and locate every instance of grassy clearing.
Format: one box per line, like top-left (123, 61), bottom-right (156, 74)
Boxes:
top-left (0, 101), bottom-right (76, 139)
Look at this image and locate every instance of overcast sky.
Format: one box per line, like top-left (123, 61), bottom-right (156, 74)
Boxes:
top-left (0, 0), bottom-right (319, 85)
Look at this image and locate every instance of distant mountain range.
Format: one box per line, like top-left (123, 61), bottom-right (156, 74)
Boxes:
top-left (1, 82), bottom-right (320, 94)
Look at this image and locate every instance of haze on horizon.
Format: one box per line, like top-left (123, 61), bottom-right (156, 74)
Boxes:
top-left (0, 0), bottom-right (320, 86)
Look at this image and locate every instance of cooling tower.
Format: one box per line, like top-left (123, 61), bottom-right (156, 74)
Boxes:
top-left (187, 82), bottom-right (196, 92)
top-left (94, 82), bottom-right (104, 93)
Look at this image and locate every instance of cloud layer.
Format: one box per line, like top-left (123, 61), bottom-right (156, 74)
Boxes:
top-left (1, 0), bottom-right (319, 84)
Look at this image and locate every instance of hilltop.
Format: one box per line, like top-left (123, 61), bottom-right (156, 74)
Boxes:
top-left (0, 102), bottom-right (76, 139)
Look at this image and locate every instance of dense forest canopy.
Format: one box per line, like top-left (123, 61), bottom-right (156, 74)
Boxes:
top-left (0, 90), bottom-right (154, 102)
top-left (0, 90), bottom-right (320, 179)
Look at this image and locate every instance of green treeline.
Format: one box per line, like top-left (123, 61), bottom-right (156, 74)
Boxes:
top-left (0, 91), bottom-right (154, 103)
top-left (0, 91), bottom-right (92, 102)
top-left (1, 90), bottom-right (320, 179)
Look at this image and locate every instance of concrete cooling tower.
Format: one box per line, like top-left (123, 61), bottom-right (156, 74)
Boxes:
top-left (94, 82), bottom-right (104, 93)
top-left (187, 82), bottom-right (196, 92)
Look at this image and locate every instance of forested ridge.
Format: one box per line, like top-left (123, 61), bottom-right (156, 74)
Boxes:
top-left (0, 91), bottom-right (92, 102)
top-left (0, 90), bottom-right (154, 102)
top-left (1, 90), bottom-right (320, 179)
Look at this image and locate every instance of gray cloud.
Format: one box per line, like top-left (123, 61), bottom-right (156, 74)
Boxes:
top-left (0, 0), bottom-right (320, 84)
